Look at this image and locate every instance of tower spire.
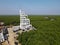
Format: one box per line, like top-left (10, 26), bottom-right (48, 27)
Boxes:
top-left (20, 10), bottom-right (33, 30)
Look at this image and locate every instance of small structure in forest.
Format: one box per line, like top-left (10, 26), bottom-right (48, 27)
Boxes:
top-left (44, 16), bottom-right (49, 19)
top-left (50, 18), bottom-right (55, 21)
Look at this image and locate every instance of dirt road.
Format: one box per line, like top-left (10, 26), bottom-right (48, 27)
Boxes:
top-left (2, 28), bottom-right (21, 45)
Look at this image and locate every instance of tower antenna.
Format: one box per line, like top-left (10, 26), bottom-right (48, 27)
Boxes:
top-left (20, 10), bottom-right (33, 30)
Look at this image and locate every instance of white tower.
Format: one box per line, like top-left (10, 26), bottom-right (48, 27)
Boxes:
top-left (20, 10), bottom-right (33, 30)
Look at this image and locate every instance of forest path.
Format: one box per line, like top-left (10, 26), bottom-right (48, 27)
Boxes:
top-left (2, 28), bottom-right (21, 45)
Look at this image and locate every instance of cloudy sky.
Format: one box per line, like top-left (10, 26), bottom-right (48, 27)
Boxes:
top-left (0, 0), bottom-right (60, 15)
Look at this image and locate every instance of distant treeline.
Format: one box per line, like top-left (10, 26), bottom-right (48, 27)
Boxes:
top-left (0, 15), bottom-right (60, 26)
top-left (0, 15), bottom-right (20, 25)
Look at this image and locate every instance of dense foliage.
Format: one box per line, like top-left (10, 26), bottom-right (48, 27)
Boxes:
top-left (18, 16), bottom-right (60, 45)
top-left (0, 15), bottom-right (60, 45)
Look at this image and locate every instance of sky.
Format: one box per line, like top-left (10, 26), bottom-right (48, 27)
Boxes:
top-left (0, 0), bottom-right (60, 15)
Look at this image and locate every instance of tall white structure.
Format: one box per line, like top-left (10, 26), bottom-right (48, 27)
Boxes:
top-left (20, 10), bottom-right (33, 30)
